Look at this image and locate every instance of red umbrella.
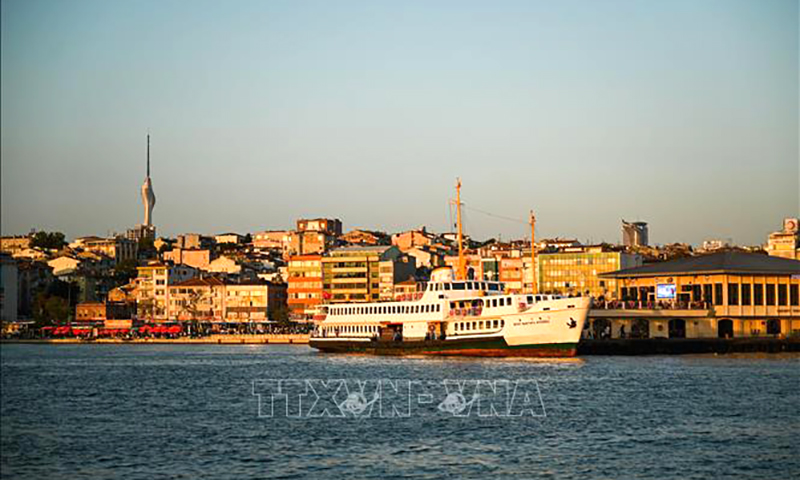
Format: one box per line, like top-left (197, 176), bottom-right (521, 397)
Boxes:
top-left (168, 325), bottom-right (182, 334)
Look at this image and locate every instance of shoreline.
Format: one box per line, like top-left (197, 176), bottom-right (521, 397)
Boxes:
top-left (0, 334), bottom-right (310, 345)
top-left (3, 335), bottom-right (800, 354)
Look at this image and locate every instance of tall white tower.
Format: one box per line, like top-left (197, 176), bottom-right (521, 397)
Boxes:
top-left (141, 134), bottom-right (156, 227)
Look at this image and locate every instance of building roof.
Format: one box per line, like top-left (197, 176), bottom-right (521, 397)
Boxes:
top-left (173, 277), bottom-right (225, 287)
top-left (600, 251), bottom-right (800, 278)
top-left (331, 245), bottom-right (393, 253)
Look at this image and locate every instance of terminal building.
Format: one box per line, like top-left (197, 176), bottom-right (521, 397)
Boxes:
top-left (593, 251), bottom-right (800, 339)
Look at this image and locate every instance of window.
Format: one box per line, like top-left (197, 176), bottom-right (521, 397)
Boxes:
top-left (703, 284), bottom-right (713, 304)
top-left (754, 284), bottom-right (764, 305)
top-left (453, 283), bottom-right (466, 290)
top-left (766, 284), bottom-right (776, 306)
top-left (488, 283), bottom-right (499, 291)
top-left (714, 284), bottom-right (723, 306)
top-left (479, 321), bottom-right (484, 329)
top-left (778, 284), bottom-right (787, 306)
top-left (791, 285), bottom-right (799, 306)
top-left (493, 320), bottom-right (498, 328)
top-left (727, 284), bottom-right (739, 306)
top-left (741, 284), bottom-right (751, 306)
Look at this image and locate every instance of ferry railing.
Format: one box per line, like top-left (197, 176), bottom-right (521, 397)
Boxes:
top-left (448, 307), bottom-right (483, 318)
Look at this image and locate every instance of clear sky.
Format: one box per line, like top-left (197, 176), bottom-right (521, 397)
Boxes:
top-left (1, 0), bottom-right (798, 245)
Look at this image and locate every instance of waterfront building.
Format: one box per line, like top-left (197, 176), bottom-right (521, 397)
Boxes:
top-left (594, 251), bottom-right (800, 339)
top-left (766, 218), bottom-right (800, 260)
top-left (252, 230), bottom-right (291, 251)
top-left (135, 262), bottom-right (197, 321)
top-left (15, 259), bottom-right (55, 319)
top-left (339, 229), bottom-right (388, 246)
top-left (75, 302), bottom-right (132, 323)
top-left (288, 220), bottom-right (342, 256)
top-left (165, 278), bottom-right (287, 323)
top-left (167, 277), bottom-right (225, 322)
top-left (622, 220), bottom-right (649, 247)
top-left (175, 233), bottom-right (214, 250)
top-left (392, 227), bottom-right (436, 251)
top-left (322, 246), bottom-right (415, 303)
top-left (163, 248), bottom-right (212, 270)
top-left (70, 236), bottom-right (137, 264)
top-left (215, 233), bottom-right (244, 245)
top-left (0, 254), bottom-right (19, 324)
top-left (393, 277), bottom-right (418, 299)
top-left (47, 255), bottom-right (83, 276)
top-left (444, 252), bottom-right (484, 280)
top-left (287, 254), bottom-right (324, 319)
top-left (537, 238), bottom-right (580, 251)
top-left (205, 255), bottom-right (243, 275)
top-left (538, 246), bottom-right (642, 297)
top-left (222, 281), bottom-right (287, 323)
top-left (297, 218), bottom-right (342, 236)
top-left (406, 246), bottom-right (445, 270)
top-left (11, 248), bottom-right (49, 261)
top-left (700, 239), bottom-right (730, 253)
top-left (0, 235), bottom-right (32, 254)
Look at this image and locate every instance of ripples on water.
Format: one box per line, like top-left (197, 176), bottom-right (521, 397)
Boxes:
top-left (1, 345), bottom-right (798, 479)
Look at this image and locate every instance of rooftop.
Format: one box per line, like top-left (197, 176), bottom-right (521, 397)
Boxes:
top-left (173, 277), bottom-right (225, 287)
top-left (600, 251), bottom-right (800, 278)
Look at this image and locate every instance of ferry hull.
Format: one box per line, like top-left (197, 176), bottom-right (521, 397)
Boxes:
top-left (309, 337), bottom-right (578, 357)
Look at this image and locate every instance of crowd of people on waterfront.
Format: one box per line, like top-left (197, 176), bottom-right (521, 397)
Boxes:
top-left (593, 297), bottom-right (711, 310)
top-left (1, 321), bottom-right (314, 341)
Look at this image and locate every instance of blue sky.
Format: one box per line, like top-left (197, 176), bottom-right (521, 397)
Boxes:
top-left (1, 0), bottom-right (798, 245)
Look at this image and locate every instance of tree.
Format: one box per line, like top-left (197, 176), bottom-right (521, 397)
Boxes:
top-left (33, 293), bottom-right (70, 326)
top-left (114, 258), bottom-right (139, 284)
top-left (31, 231), bottom-right (66, 250)
top-left (272, 304), bottom-right (290, 325)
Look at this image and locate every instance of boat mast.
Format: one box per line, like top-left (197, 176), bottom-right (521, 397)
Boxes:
top-left (530, 210), bottom-right (537, 293)
top-left (456, 178), bottom-right (466, 280)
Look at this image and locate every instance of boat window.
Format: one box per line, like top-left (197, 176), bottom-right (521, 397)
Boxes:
top-left (501, 320), bottom-right (505, 327)
top-left (527, 295), bottom-right (533, 303)
top-left (466, 282), bottom-right (473, 290)
top-left (488, 283), bottom-right (499, 291)
top-left (453, 283), bottom-right (466, 290)
top-left (479, 321), bottom-right (484, 329)
top-left (492, 299), bottom-right (498, 308)
top-left (471, 322), bottom-right (476, 330)
top-left (444, 284), bottom-right (451, 290)
top-left (493, 320), bottom-right (498, 328)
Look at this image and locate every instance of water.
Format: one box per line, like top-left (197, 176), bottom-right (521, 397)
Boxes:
top-left (1, 345), bottom-right (798, 480)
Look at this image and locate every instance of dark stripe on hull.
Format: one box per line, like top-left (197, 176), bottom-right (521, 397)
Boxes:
top-left (310, 336), bottom-right (578, 358)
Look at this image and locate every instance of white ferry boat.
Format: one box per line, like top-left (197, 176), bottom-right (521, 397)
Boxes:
top-left (309, 179), bottom-right (591, 357)
top-left (309, 266), bottom-right (590, 357)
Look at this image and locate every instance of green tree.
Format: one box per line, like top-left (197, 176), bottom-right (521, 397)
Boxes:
top-left (31, 231), bottom-right (66, 250)
top-left (271, 304), bottom-right (290, 325)
top-left (114, 258), bottom-right (139, 284)
top-left (33, 293), bottom-right (70, 326)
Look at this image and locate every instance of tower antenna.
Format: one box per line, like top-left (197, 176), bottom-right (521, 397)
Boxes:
top-left (147, 133), bottom-right (150, 177)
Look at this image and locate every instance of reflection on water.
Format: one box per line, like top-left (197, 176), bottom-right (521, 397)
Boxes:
top-left (2, 345), bottom-right (799, 479)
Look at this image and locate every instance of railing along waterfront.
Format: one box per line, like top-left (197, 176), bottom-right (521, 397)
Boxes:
top-left (593, 300), bottom-right (712, 310)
